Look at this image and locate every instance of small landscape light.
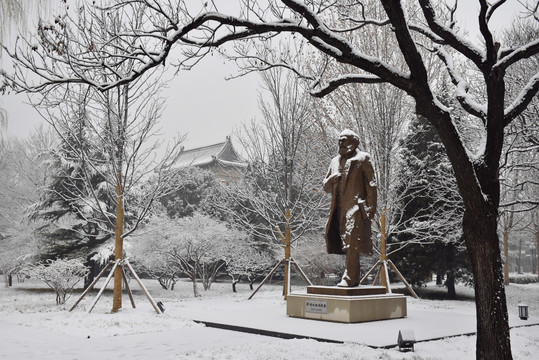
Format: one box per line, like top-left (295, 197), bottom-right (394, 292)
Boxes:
top-left (397, 330), bottom-right (415, 352)
top-left (518, 303), bottom-right (528, 320)
top-left (157, 301), bottom-right (165, 313)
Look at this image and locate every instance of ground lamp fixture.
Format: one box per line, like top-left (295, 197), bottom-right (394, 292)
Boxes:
top-left (157, 301), bottom-right (165, 313)
top-left (518, 303), bottom-right (528, 320)
top-left (397, 330), bottom-right (416, 352)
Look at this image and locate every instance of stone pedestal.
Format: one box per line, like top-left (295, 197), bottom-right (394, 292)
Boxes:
top-left (286, 286), bottom-right (407, 323)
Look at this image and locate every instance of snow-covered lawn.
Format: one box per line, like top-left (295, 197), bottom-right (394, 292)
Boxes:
top-left (1, 278), bottom-right (538, 359)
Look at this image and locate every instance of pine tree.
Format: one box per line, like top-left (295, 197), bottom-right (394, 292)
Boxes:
top-left (392, 116), bottom-right (471, 298)
top-left (29, 105), bottom-right (113, 286)
top-left (158, 167), bottom-right (219, 219)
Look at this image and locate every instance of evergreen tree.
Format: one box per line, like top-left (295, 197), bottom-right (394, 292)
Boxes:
top-left (29, 105), bottom-right (113, 286)
top-left (391, 116), bottom-right (471, 298)
top-left (158, 167), bottom-right (219, 219)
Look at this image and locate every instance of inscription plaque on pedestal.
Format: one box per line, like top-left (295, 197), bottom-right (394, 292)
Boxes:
top-left (287, 286), bottom-right (407, 323)
top-left (305, 299), bottom-right (328, 314)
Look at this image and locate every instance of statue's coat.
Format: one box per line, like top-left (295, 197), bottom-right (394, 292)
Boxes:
top-left (323, 150), bottom-right (377, 255)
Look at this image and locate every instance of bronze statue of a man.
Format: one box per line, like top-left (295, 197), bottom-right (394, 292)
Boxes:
top-left (323, 129), bottom-right (377, 287)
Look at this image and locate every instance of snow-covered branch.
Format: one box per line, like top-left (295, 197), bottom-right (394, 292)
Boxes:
top-left (418, 0), bottom-right (484, 67)
top-left (504, 72), bottom-right (539, 126)
top-left (309, 73), bottom-right (385, 97)
top-left (435, 46), bottom-right (486, 121)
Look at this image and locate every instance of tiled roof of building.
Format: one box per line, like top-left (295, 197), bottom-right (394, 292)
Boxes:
top-left (176, 141), bottom-right (226, 167)
top-left (175, 137), bottom-right (248, 168)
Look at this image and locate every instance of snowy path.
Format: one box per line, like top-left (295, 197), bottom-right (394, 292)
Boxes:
top-left (0, 318), bottom-right (281, 360)
top-left (2, 281), bottom-right (538, 359)
top-left (184, 294), bottom-right (537, 347)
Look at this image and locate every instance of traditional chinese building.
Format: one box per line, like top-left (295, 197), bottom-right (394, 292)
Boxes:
top-left (175, 136), bottom-right (248, 184)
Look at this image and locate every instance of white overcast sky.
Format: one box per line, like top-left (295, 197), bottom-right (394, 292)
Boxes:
top-left (0, 0), bottom-right (526, 149)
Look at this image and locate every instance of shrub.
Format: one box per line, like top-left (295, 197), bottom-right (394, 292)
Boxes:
top-left (29, 258), bottom-right (89, 305)
top-left (509, 274), bottom-right (539, 284)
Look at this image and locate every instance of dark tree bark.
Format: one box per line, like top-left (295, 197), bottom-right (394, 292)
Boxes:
top-left (231, 275), bottom-right (241, 293)
top-left (83, 257), bottom-right (98, 290)
top-left (158, 277), bottom-right (169, 290)
top-left (417, 96), bottom-right (511, 358)
top-left (465, 209), bottom-right (510, 358)
top-left (248, 276), bottom-right (256, 291)
top-left (446, 275), bottom-right (456, 299)
top-left (436, 272), bottom-right (444, 286)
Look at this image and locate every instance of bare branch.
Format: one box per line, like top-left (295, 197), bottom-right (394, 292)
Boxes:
top-left (309, 73), bottom-right (385, 97)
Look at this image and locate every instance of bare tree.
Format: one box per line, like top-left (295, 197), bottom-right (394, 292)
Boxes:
top-left (132, 212), bottom-right (251, 297)
top-left (2, 1), bottom-right (539, 358)
top-left (24, 5), bottom-right (185, 312)
top-left (0, 126), bottom-right (55, 286)
top-left (0, 0), bottom-right (55, 46)
top-left (498, 20), bottom-right (539, 282)
top-left (226, 64), bottom-right (326, 297)
top-left (38, 80), bottom-right (183, 311)
top-left (225, 246), bottom-right (274, 292)
top-left (28, 258), bottom-right (89, 305)
top-left (28, 33), bottom-right (183, 312)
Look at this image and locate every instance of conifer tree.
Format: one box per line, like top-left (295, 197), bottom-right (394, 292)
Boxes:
top-left (392, 116), bottom-right (470, 298)
top-left (29, 100), bottom-right (113, 287)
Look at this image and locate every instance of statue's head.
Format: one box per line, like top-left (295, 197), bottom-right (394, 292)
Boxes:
top-left (338, 129), bottom-right (359, 156)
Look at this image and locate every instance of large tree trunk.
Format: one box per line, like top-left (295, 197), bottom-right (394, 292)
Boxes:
top-left (463, 206), bottom-right (511, 360)
top-left (503, 230), bottom-right (510, 285)
top-left (448, 162), bottom-right (512, 360)
top-left (418, 89), bottom-right (512, 358)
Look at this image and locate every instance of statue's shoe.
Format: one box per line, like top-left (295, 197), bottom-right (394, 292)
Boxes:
top-left (337, 279), bottom-right (359, 287)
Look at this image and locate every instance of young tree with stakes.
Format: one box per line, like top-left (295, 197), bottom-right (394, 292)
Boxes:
top-left (4, 5), bottom-right (184, 312)
top-left (2, 1), bottom-right (539, 358)
top-left (41, 80), bottom-right (183, 313)
top-left (229, 64), bottom-right (326, 298)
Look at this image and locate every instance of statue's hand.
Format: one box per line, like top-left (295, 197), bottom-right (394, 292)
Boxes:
top-left (325, 173), bottom-right (341, 185)
top-left (323, 172), bottom-right (341, 193)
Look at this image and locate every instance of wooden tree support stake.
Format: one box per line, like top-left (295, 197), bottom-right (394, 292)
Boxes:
top-left (360, 208), bottom-right (418, 299)
top-left (88, 260), bottom-right (120, 313)
top-left (248, 257), bottom-right (312, 300)
top-left (360, 259), bottom-right (419, 299)
top-left (69, 258), bottom-right (162, 314)
top-left (124, 259), bottom-right (162, 314)
top-left (69, 260), bottom-right (114, 312)
top-left (121, 265), bottom-right (136, 309)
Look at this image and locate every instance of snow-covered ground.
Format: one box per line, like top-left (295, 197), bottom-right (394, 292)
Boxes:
top-left (1, 278), bottom-right (538, 359)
